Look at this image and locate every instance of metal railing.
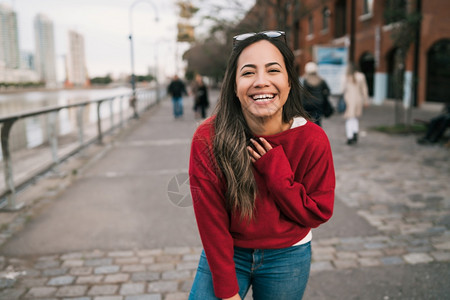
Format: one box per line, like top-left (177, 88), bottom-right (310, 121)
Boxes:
top-left (0, 86), bottom-right (164, 210)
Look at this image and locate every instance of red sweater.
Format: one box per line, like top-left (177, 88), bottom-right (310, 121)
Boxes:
top-left (189, 118), bottom-right (335, 298)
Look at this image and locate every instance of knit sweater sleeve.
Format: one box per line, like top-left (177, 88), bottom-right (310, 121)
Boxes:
top-left (253, 131), bottom-right (335, 228)
top-left (188, 123), bottom-right (239, 299)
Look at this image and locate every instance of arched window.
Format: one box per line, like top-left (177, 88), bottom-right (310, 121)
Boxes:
top-left (427, 39), bottom-right (450, 102)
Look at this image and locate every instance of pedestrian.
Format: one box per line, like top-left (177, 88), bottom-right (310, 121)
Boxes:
top-left (342, 63), bottom-right (369, 145)
top-left (188, 31), bottom-right (335, 300)
top-left (167, 75), bottom-right (187, 119)
top-left (302, 61), bottom-right (333, 126)
top-left (192, 74), bottom-right (209, 119)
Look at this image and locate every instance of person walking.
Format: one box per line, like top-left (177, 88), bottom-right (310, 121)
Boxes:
top-left (342, 63), bottom-right (369, 145)
top-left (167, 75), bottom-right (187, 119)
top-left (192, 74), bottom-right (210, 119)
top-left (302, 61), bottom-right (333, 126)
top-left (188, 31), bottom-right (335, 300)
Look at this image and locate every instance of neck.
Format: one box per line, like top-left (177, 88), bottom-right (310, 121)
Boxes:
top-left (244, 112), bottom-right (291, 136)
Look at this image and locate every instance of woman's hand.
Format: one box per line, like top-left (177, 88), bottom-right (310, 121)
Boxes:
top-left (247, 137), bottom-right (273, 163)
top-left (223, 293), bottom-right (242, 300)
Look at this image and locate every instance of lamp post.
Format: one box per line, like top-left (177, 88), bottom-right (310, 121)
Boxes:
top-left (129, 0), bottom-right (159, 98)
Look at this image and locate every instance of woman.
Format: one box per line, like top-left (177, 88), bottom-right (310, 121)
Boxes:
top-left (192, 74), bottom-right (210, 119)
top-left (302, 61), bottom-right (332, 127)
top-left (189, 31), bottom-right (335, 300)
top-left (343, 63), bottom-right (369, 145)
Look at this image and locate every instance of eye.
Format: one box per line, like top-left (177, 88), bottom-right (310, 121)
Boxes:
top-left (242, 71), bottom-right (254, 76)
top-left (268, 69), bottom-right (281, 73)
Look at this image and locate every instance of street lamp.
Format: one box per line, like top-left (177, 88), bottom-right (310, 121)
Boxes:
top-left (129, 0), bottom-right (159, 99)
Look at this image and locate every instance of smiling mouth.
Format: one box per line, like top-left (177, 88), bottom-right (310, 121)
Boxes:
top-left (251, 94), bottom-right (276, 102)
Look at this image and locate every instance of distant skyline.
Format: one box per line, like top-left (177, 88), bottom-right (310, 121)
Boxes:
top-left (7, 0), bottom-right (188, 81)
top-left (8, 0), bottom-right (256, 82)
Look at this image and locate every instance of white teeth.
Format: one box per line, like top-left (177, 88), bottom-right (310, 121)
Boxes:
top-left (252, 94), bottom-right (275, 101)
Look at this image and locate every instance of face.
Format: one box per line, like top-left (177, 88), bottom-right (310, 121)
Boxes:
top-left (235, 40), bottom-right (290, 122)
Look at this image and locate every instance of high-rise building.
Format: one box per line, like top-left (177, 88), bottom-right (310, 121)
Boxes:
top-left (0, 3), bottom-right (20, 69)
top-left (20, 50), bottom-right (34, 70)
top-left (67, 29), bottom-right (87, 87)
top-left (34, 13), bottom-right (57, 86)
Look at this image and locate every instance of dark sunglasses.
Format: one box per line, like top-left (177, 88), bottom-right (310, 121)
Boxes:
top-left (232, 31), bottom-right (286, 48)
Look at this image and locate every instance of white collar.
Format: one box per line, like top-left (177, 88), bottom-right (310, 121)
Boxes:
top-left (290, 117), bottom-right (307, 129)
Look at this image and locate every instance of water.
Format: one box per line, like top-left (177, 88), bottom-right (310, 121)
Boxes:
top-left (0, 87), bottom-right (131, 117)
top-left (0, 87), bottom-right (133, 160)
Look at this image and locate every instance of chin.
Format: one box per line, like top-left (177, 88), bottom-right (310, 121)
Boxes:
top-left (248, 109), bottom-right (280, 119)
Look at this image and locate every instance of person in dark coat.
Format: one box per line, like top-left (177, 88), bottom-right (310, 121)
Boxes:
top-left (417, 103), bottom-right (450, 144)
top-left (302, 62), bottom-right (332, 127)
top-left (167, 75), bottom-right (187, 119)
top-left (192, 74), bottom-right (209, 119)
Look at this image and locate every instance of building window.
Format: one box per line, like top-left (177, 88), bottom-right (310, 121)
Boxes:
top-left (334, 0), bottom-right (347, 38)
top-left (322, 7), bottom-right (330, 31)
top-left (363, 0), bottom-right (374, 15)
top-left (308, 14), bottom-right (314, 36)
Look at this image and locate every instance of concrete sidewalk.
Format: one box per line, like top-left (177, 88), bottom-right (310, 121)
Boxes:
top-left (0, 91), bottom-right (449, 300)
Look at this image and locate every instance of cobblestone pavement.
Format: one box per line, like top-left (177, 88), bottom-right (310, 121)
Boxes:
top-left (0, 95), bottom-right (449, 299)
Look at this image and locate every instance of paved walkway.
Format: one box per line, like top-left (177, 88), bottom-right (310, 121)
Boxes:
top-left (0, 91), bottom-right (449, 299)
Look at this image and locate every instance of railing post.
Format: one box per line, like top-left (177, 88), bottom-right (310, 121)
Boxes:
top-left (47, 111), bottom-right (59, 167)
top-left (76, 105), bottom-right (85, 149)
top-left (109, 97), bottom-right (114, 130)
top-left (155, 82), bottom-right (160, 104)
top-left (119, 95), bottom-right (124, 128)
top-left (0, 120), bottom-right (23, 210)
top-left (97, 100), bottom-right (104, 144)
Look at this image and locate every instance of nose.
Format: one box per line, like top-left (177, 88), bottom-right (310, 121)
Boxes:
top-left (253, 72), bottom-right (269, 88)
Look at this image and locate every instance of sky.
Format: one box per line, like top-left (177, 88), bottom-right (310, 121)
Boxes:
top-left (7, 0), bottom-right (255, 82)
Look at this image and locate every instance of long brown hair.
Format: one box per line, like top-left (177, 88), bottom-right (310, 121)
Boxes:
top-left (213, 33), bottom-right (309, 221)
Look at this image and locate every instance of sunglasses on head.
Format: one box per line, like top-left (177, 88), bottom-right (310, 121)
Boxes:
top-left (232, 31), bottom-right (286, 48)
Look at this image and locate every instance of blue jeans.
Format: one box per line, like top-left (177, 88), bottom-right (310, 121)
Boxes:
top-left (172, 97), bottom-right (183, 118)
top-left (189, 242), bottom-right (311, 300)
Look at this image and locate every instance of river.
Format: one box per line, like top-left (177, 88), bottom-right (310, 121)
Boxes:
top-left (0, 87), bottom-right (132, 117)
top-left (0, 87), bottom-right (134, 159)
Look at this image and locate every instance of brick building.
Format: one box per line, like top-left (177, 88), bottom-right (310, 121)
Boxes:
top-left (241, 0), bottom-right (450, 106)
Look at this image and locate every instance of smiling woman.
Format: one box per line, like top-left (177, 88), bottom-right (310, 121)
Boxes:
top-left (235, 40), bottom-right (291, 134)
top-left (188, 32), bottom-right (336, 300)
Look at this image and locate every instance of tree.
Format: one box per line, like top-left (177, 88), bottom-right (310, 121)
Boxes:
top-left (183, 37), bottom-right (229, 85)
top-left (183, 0), bottom-right (303, 82)
top-left (182, 0), bottom-right (255, 83)
top-left (384, 0), bottom-right (421, 126)
top-left (90, 75), bottom-right (112, 85)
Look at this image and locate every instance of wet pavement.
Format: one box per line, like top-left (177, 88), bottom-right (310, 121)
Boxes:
top-left (0, 91), bottom-right (448, 299)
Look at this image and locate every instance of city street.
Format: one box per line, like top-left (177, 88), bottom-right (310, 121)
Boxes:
top-left (0, 90), bottom-right (449, 300)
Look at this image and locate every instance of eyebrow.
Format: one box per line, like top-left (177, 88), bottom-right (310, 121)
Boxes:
top-left (239, 62), bottom-right (282, 72)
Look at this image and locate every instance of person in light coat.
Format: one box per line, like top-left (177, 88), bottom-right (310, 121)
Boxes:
top-left (343, 63), bottom-right (369, 145)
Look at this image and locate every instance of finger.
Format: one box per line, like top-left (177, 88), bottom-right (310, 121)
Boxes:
top-left (247, 146), bottom-right (261, 160)
top-left (258, 137), bottom-right (273, 151)
top-left (250, 138), bottom-right (266, 155)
